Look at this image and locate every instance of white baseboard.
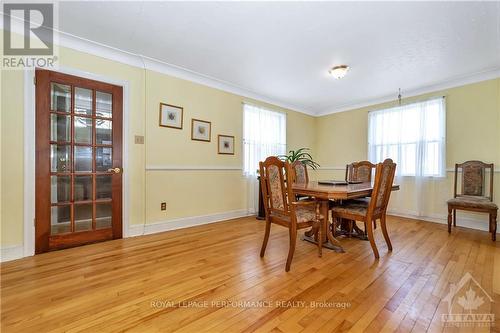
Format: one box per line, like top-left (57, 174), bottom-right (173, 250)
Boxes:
top-left (128, 209), bottom-right (256, 237)
top-left (388, 209), bottom-right (491, 232)
top-left (0, 245), bottom-right (24, 262)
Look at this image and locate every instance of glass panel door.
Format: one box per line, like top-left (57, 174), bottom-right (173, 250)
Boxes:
top-left (36, 69), bottom-right (122, 253)
top-left (48, 84), bottom-right (115, 236)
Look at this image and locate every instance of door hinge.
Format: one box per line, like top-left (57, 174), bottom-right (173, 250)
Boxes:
top-left (33, 76), bottom-right (36, 85)
top-left (33, 218), bottom-right (36, 227)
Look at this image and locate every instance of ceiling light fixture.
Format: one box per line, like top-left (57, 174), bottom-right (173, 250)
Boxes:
top-left (329, 65), bottom-right (350, 79)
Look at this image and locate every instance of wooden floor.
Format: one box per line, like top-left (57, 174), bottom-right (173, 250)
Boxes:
top-left (1, 216), bottom-right (499, 332)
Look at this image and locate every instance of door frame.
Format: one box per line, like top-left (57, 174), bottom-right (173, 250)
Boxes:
top-left (23, 66), bottom-right (131, 257)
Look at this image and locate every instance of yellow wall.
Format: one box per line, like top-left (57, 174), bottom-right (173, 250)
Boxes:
top-left (314, 78), bottom-right (500, 227)
top-left (1, 29), bottom-right (498, 249)
top-left (0, 35), bottom-right (316, 247)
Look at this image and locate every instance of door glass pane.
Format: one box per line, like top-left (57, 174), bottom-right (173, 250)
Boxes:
top-left (75, 203), bottom-right (93, 232)
top-left (50, 114), bottom-right (70, 142)
top-left (74, 146), bottom-right (92, 172)
top-left (74, 175), bottom-right (93, 202)
top-left (96, 175), bottom-right (112, 199)
top-left (96, 91), bottom-right (112, 118)
top-left (50, 176), bottom-right (70, 203)
top-left (74, 87), bottom-right (92, 115)
top-left (96, 119), bottom-right (112, 145)
top-left (51, 83), bottom-right (71, 112)
top-left (96, 203), bottom-right (112, 229)
top-left (51, 205), bottom-right (71, 234)
top-left (74, 117), bottom-right (93, 144)
top-left (96, 147), bottom-right (112, 172)
top-left (51, 144), bottom-right (70, 172)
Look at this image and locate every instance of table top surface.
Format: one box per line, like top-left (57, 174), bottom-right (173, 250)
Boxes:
top-left (292, 181), bottom-right (400, 200)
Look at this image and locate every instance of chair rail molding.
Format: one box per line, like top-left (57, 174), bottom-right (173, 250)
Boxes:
top-left (146, 165), bottom-right (243, 171)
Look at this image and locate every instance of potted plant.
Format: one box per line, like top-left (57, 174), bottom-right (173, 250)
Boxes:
top-left (279, 148), bottom-right (320, 169)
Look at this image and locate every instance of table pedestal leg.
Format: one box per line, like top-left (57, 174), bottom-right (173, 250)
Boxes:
top-left (301, 199), bottom-right (344, 253)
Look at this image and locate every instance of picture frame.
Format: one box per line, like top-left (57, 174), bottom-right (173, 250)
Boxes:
top-left (159, 103), bottom-right (183, 129)
top-left (191, 119), bottom-right (211, 142)
top-left (218, 135), bottom-right (235, 155)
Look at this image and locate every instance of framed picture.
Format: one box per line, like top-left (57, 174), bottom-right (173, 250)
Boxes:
top-left (191, 119), bottom-right (211, 142)
top-left (159, 103), bottom-right (183, 129)
top-left (218, 135), bottom-right (235, 155)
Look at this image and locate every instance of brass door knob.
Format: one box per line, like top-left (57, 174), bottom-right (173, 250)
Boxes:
top-left (107, 167), bottom-right (122, 174)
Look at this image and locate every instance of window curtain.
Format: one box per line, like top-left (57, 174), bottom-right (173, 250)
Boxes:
top-left (243, 103), bottom-right (286, 176)
top-left (243, 103), bottom-right (286, 213)
top-left (368, 97), bottom-right (446, 177)
top-left (368, 97), bottom-right (446, 216)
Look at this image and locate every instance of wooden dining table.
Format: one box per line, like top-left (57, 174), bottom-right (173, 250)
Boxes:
top-left (292, 181), bottom-right (400, 252)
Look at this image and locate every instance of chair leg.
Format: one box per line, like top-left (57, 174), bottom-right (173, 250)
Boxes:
top-left (380, 215), bottom-right (392, 251)
top-left (453, 209), bottom-right (456, 227)
top-left (365, 218), bottom-right (379, 259)
top-left (260, 219), bottom-right (271, 257)
top-left (285, 226), bottom-right (297, 272)
top-left (447, 206), bottom-right (452, 233)
top-left (317, 220), bottom-right (323, 258)
top-left (491, 211), bottom-right (497, 242)
top-left (317, 203), bottom-right (322, 258)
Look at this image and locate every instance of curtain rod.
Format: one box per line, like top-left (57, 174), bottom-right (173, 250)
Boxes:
top-left (368, 95), bottom-right (445, 114)
top-left (241, 101), bottom-right (288, 115)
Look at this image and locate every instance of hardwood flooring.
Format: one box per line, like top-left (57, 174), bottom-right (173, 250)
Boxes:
top-left (1, 216), bottom-right (499, 332)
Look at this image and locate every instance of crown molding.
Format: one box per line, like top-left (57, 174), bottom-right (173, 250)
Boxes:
top-left (316, 67), bottom-right (500, 117)
top-left (58, 32), bottom-right (315, 116)
top-left (2, 14), bottom-right (314, 115)
top-left (4, 14), bottom-right (499, 118)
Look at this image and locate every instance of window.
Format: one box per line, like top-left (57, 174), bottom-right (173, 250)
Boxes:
top-left (243, 103), bottom-right (286, 176)
top-left (368, 97), bottom-right (446, 177)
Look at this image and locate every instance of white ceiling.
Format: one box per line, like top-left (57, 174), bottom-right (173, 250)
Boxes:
top-left (57, 1), bottom-right (500, 116)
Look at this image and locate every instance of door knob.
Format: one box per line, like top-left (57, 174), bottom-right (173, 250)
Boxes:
top-left (107, 167), bottom-right (122, 174)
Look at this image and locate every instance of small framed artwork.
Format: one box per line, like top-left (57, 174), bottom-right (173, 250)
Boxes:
top-left (218, 135), bottom-right (235, 155)
top-left (159, 103), bottom-right (183, 129)
top-left (191, 119), bottom-right (211, 142)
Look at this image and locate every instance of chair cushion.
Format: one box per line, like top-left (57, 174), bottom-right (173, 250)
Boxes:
top-left (447, 196), bottom-right (498, 210)
top-left (331, 202), bottom-right (368, 216)
top-left (270, 205), bottom-right (324, 223)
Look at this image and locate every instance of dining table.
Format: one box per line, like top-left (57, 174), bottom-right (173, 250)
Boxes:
top-left (292, 181), bottom-right (400, 252)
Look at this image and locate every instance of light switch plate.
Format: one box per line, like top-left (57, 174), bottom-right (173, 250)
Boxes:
top-left (134, 135), bottom-right (144, 144)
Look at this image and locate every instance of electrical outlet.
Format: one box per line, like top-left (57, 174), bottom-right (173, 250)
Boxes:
top-left (161, 202), bottom-right (167, 211)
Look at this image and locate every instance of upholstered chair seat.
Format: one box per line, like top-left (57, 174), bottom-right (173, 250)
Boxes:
top-left (270, 204), bottom-right (325, 223)
top-left (447, 196), bottom-right (498, 210)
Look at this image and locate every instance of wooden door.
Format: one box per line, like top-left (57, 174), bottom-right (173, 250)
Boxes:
top-left (35, 69), bottom-right (123, 253)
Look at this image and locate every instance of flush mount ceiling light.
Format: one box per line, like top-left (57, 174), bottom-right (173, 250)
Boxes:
top-left (329, 65), bottom-right (350, 79)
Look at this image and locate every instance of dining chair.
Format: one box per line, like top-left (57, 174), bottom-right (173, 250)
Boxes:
top-left (290, 160), bottom-right (309, 185)
top-left (345, 161), bottom-right (376, 182)
top-left (331, 159), bottom-right (397, 258)
top-left (447, 161), bottom-right (497, 241)
top-left (343, 160), bottom-right (377, 234)
top-left (259, 156), bottom-right (323, 271)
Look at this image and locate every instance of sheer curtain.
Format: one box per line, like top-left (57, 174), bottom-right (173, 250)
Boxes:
top-left (368, 97), bottom-right (446, 177)
top-left (368, 97), bottom-right (446, 215)
top-left (243, 103), bottom-right (286, 212)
